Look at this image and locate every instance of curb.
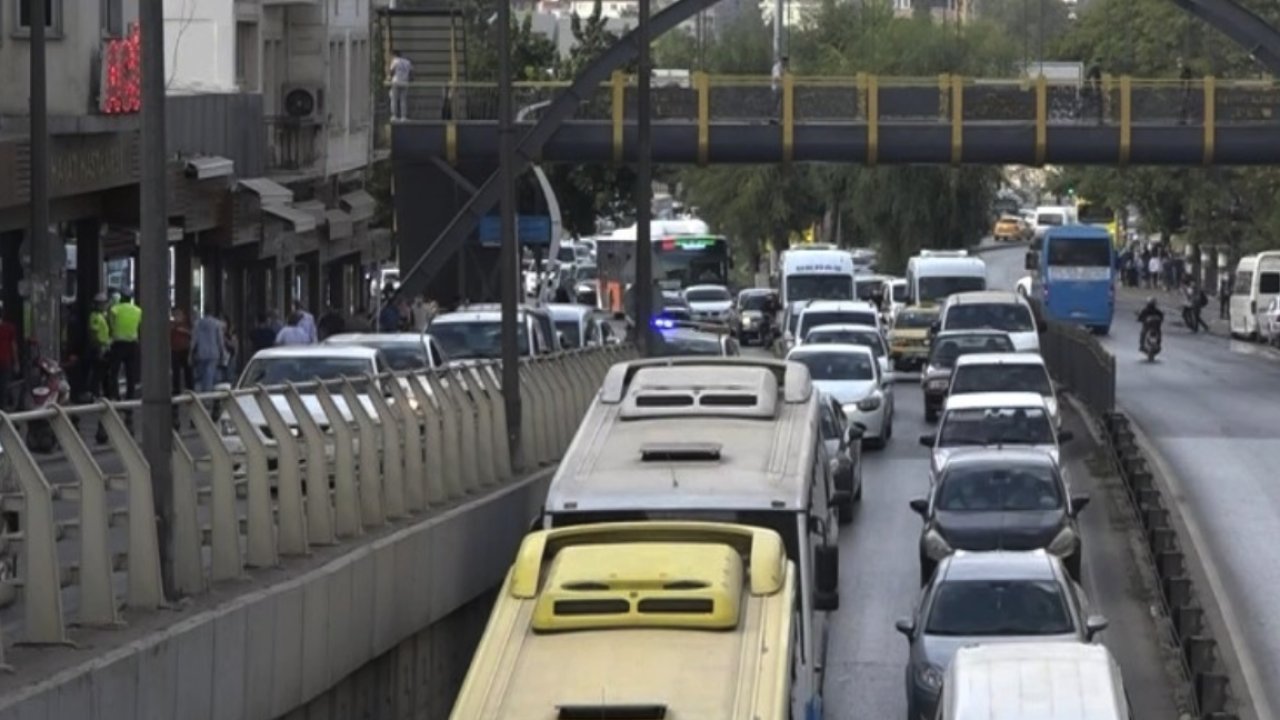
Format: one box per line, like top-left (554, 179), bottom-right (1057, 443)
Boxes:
top-left (1085, 402), bottom-right (1259, 720)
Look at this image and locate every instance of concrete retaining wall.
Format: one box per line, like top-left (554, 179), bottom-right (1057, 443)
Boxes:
top-left (0, 468), bottom-right (555, 720)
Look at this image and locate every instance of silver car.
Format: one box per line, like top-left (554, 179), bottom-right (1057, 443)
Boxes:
top-left (895, 550), bottom-right (1108, 720)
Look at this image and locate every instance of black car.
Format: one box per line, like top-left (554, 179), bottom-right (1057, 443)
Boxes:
top-left (820, 396), bottom-right (865, 524)
top-left (920, 330), bottom-right (1015, 422)
top-left (909, 449), bottom-right (1089, 584)
top-left (733, 288), bottom-right (780, 345)
top-left (652, 323), bottom-right (740, 357)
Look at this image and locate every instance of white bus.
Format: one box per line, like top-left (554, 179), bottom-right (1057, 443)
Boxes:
top-left (905, 251), bottom-right (987, 308)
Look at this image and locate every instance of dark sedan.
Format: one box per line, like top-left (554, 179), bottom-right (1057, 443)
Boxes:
top-left (920, 329), bottom-right (1015, 422)
top-left (910, 449), bottom-right (1089, 584)
top-left (820, 395), bottom-right (865, 524)
top-left (895, 551), bottom-right (1108, 720)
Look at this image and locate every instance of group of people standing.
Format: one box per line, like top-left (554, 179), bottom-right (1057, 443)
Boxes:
top-left (167, 305), bottom-right (239, 396)
top-left (1119, 245), bottom-right (1188, 291)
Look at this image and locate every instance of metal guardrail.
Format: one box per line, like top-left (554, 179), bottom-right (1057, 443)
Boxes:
top-left (0, 345), bottom-right (637, 669)
top-left (1041, 321), bottom-right (1116, 417)
top-left (395, 75), bottom-right (1280, 126)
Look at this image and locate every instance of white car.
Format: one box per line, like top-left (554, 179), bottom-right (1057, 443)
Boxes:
top-left (682, 284), bottom-right (735, 324)
top-left (920, 392), bottom-right (1071, 483)
top-left (788, 343), bottom-right (894, 448)
top-left (799, 323), bottom-right (894, 382)
top-left (937, 291), bottom-right (1040, 353)
top-left (219, 346), bottom-right (387, 457)
top-left (322, 332), bottom-right (448, 371)
top-left (948, 352), bottom-right (1061, 429)
top-left (795, 300), bottom-right (884, 344)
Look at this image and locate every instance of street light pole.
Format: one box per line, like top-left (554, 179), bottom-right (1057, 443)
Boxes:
top-left (29, 0), bottom-right (59, 370)
top-left (140, 0), bottom-right (175, 598)
top-left (497, 0), bottom-right (522, 460)
top-left (635, 0), bottom-right (653, 356)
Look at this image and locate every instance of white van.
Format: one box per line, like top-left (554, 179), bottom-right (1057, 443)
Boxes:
top-left (782, 249), bottom-right (857, 305)
top-left (937, 291), bottom-right (1039, 353)
top-left (1033, 205), bottom-right (1077, 240)
top-left (1229, 251), bottom-right (1280, 339)
top-left (906, 252), bottom-right (988, 308)
top-left (940, 642), bottom-right (1130, 720)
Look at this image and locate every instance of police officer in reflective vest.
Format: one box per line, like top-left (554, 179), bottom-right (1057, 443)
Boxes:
top-left (108, 290), bottom-right (142, 399)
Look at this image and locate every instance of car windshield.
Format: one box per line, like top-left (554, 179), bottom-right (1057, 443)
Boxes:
top-left (856, 280), bottom-right (885, 302)
top-left (556, 321), bottom-right (583, 349)
top-left (896, 311), bottom-right (936, 329)
top-left (800, 311), bottom-right (877, 337)
top-left (892, 283), bottom-right (909, 302)
top-left (938, 407), bottom-right (1055, 447)
top-left (663, 292), bottom-right (689, 309)
top-left (946, 303), bottom-right (1035, 333)
top-left (806, 329), bottom-right (884, 357)
top-left (347, 342), bottom-right (427, 371)
top-left (656, 332), bottom-right (723, 356)
top-left (937, 464), bottom-right (1063, 511)
top-left (787, 274), bottom-right (853, 302)
top-left (430, 321), bottom-right (529, 359)
top-left (930, 335), bottom-right (1015, 369)
top-left (952, 364), bottom-right (1052, 396)
top-left (918, 276), bottom-right (987, 304)
top-left (926, 580), bottom-right (1075, 636)
top-left (739, 293), bottom-right (773, 311)
top-left (239, 357), bottom-right (373, 388)
top-left (1037, 213), bottom-right (1065, 226)
top-left (575, 265), bottom-right (598, 281)
top-left (686, 287), bottom-right (731, 303)
top-left (790, 351), bottom-right (876, 381)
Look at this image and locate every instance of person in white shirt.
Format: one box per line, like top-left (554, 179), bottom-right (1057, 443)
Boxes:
top-left (1147, 254), bottom-right (1162, 290)
top-left (389, 50), bottom-right (412, 121)
top-left (771, 55), bottom-right (787, 123)
top-left (275, 313), bottom-right (311, 347)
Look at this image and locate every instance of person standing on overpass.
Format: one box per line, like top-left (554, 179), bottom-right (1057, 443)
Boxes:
top-left (389, 49), bottom-right (412, 122)
top-left (771, 55), bottom-right (788, 124)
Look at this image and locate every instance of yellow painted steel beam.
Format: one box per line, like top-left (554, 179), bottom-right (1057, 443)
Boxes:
top-left (611, 71), bottom-right (625, 164)
top-left (695, 71), bottom-right (709, 166)
top-left (782, 73), bottom-right (795, 163)
top-left (445, 123), bottom-right (457, 166)
top-left (1203, 76), bottom-right (1216, 165)
top-left (1119, 75), bottom-right (1131, 166)
top-left (951, 74), bottom-right (963, 165)
top-left (865, 74), bottom-right (879, 166)
top-left (1034, 75), bottom-right (1047, 166)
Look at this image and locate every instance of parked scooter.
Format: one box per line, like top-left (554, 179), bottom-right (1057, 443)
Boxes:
top-left (25, 354), bottom-right (70, 453)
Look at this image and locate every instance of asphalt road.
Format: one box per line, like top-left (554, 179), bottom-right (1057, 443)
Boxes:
top-left (983, 243), bottom-right (1280, 717)
top-left (742, 341), bottom-right (1180, 718)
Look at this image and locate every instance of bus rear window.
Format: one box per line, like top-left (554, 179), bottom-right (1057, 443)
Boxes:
top-left (1047, 239), bottom-right (1111, 267)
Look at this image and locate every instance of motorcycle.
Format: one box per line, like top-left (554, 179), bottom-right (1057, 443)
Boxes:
top-left (1139, 313), bottom-right (1163, 362)
top-left (1181, 303), bottom-right (1200, 333)
top-left (25, 354), bottom-right (70, 453)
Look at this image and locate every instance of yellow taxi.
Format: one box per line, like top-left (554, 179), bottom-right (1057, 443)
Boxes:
top-left (993, 214), bottom-right (1026, 242)
top-left (889, 305), bottom-right (939, 370)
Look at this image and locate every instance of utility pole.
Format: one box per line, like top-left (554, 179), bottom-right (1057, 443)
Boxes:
top-left (29, 0), bottom-right (60, 370)
top-left (635, 0), bottom-right (653, 356)
top-left (140, 0), bottom-right (175, 598)
top-left (497, 0), bottom-right (522, 459)
top-left (773, 0), bottom-right (784, 71)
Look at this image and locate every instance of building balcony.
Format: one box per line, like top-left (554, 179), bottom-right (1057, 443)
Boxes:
top-left (267, 116), bottom-right (323, 179)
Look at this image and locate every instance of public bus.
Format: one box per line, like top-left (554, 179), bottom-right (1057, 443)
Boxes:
top-left (1076, 199), bottom-right (1122, 248)
top-left (1027, 225), bottom-right (1116, 334)
top-left (596, 219), bottom-right (731, 314)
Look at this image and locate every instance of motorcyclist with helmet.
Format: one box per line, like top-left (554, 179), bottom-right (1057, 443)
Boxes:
top-left (1137, 296), bottom-right (1164, 354)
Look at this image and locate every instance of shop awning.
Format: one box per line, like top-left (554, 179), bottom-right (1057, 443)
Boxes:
top-left (295, 200), bottom-right (328, 225)
top-left (325, 209), bottom-right (353, 240)
top-left (238, 177), bottom-right (294, 204)
top-left (262, 203), bottom-right (318, 233)
top-left (339, 189), bottom-right (377, 223)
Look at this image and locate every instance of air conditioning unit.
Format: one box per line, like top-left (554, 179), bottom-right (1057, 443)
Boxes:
top-left (280, 84), bottom-right (323, 123)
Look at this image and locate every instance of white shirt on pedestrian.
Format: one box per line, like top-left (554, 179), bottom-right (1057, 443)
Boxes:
top-left (1148, 256), bottom-right (1162, 275)
top-left (275, 326), bottom-right (310, 346)
top-left (390, 57), bottom-right (412, 86)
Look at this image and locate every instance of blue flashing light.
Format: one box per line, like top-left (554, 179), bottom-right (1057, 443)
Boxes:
top-left (652, 317), bottom-right (676, 330)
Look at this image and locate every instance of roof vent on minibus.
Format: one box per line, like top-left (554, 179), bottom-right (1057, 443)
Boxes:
top-left (640, 443), bottom-right (721, 462)
top-left (620, 366), bottom-right (779, 420)
top-left (532, 543), bottom-right (743, 633)
top-left (920, 249), bottom-right (969, 257)
top-left (557, 705), bottom-right (668, 720)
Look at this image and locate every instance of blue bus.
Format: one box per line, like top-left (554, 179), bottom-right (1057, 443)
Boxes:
top-left (1026, 226), bottom-right (1115, 334)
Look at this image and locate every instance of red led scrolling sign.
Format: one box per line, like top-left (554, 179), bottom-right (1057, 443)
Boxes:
top-left (99, 23), bottom-right (141, 115)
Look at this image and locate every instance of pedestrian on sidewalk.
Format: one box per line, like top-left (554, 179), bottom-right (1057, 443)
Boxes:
top-left (221, 318), bottom-right (240, 382)
top-left (411, 295), bottom-right (432, 332)
top-left (1219, 272), bottom-right (1232, 320)
top-left (295, 300), bottom-right (318, 344)
top-left (275, 313), bottom-right (311, 346)
top-left (1147, 253), bottom-right (1162, 290)
top-left (170, 307), bottom-right (194, 395)
top-left (191, 311), bottom-right (226, 393)
top-left (108, 290), bottom-right (142, 400)
top-left (250, 313), bottom-right (276, 356)
top-left (388, 50), bottom-right (412, 122)
top-left (86, 293), bottom-right (111, 399)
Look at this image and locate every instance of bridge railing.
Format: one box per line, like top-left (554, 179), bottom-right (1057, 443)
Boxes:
top-left (0, 345), bottom-right (635, 669)
top-left (1041, 321), bottom-right (1116, 417)
top-left (401, 74), bottom-right (1280, 126)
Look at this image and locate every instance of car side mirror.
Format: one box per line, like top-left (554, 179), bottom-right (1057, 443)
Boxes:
top-left (1085, 614), bottom-right (1109, 640)
top-left (919, 433), bottom-right (936, 448)
top-left (1025, 251), bottom-right (1039, 271)
top-left (894, 617), bottom-right (916, 637)
top-left (1058, 430), bottom-right (1075, 444)
top-left (908, 497), bottom-right (929, 517)
top-left (1070, 494), bottom-right (1091, 515)
top-left (814, 545), bottom-right (839, 611)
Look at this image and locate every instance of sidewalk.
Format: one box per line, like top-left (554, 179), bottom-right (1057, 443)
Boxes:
top-left (1116, 284), bottom-right (1231, 337)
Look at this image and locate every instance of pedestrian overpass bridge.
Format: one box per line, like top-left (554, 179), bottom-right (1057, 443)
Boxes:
top-left (393, 74), bottom-right (1280, 166)
top-left (0, 348), bottom-right (634, 719)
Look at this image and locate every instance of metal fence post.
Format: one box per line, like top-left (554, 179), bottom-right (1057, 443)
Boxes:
top-left (222, 391), bottom-right (278, 568)
top-left (314, 382), bottom-right (362, 538)
top-left (171, 435), bottom-right (207, 595)
top-left (97, 401), bottom-right (165, 610)
top-left (285, 384), bottom-right (337, 545)
top-left (185, 393), bottom-right (243, 580)
top-left (340, 379), bottom-right (386, 526)
top-left (256, 385), bottom-right (309, 556)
